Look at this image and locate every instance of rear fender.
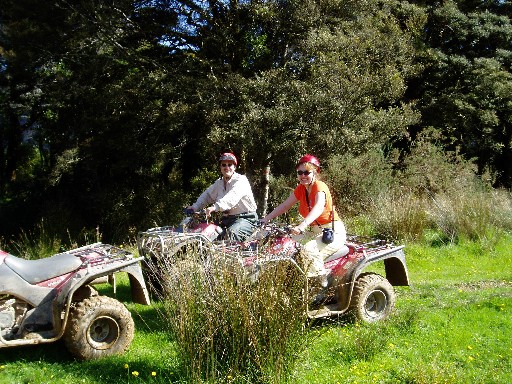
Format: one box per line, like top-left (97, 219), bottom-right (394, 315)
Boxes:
top-left (383, 248), bottom-right (409, 286)
top-left (354, 247), bottom-right (410, 286)
top-left (60, 257), bottom-right (151, 307)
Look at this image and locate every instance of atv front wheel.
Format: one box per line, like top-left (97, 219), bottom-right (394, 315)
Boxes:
top-left (349, 272), bottom-right (396, 322)
top-left (64, 295), bottom-right (135, 360)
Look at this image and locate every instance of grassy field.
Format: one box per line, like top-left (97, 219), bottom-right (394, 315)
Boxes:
top-left (1, 234), bottom-right (511, 383)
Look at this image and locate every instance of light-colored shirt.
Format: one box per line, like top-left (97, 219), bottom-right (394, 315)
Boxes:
top-left (191, 172), bottom-right (257, 215)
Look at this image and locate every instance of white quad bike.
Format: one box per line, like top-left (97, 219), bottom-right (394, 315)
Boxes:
top-left (0, 243), bottom-right (150, 360)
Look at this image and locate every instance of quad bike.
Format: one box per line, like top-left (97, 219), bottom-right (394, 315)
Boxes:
top-left (0, 243), bottom-right (150, 360)
top-left (138, 214), bottom-right (409, 322)
top-left (137, 210), bottom-right (235, 295)
top-left (241, 225), bottom-right (409, 322)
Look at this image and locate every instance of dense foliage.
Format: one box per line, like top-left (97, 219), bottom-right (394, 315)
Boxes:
top-left (1, 0), bottom-right (511, 242)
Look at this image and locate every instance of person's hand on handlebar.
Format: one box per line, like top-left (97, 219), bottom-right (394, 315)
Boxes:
top-left (290, 221), bottom-right (307, 235)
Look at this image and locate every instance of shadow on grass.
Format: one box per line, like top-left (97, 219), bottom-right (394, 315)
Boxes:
top-left (0, 339), bottom-right (74, 363)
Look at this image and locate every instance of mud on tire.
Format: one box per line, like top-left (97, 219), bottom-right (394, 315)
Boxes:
top-left (349, 272), bottom-right (396, 322)
top-left (64, 295), bottom-right (135, 360)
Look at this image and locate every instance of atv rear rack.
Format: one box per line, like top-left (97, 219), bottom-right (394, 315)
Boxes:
top-left (346, 234), bottom-right (402, 256)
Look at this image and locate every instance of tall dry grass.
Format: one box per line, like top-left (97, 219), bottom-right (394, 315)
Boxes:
top-left (365, 186), bottom-right (512, 244)
top-left (326, 140), bottom-right (512, 244)
top-left (3, 220), bottom-right (103, 259)
top-left (428, 188), bottom-right (512, 243)
top-left (154, 245), bottom-right (309, 384)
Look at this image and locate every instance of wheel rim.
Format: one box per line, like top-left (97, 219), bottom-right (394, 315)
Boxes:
top-left (86, 316), bottom-right (120, 350)
top-left (364, 289), bottom-right (388, 319)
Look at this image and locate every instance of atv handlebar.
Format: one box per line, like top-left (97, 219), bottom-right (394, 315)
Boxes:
top-left (249, 222), bottom-right (294, 241)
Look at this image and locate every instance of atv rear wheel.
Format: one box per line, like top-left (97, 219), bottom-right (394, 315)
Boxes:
top-left (349, 272), bottom-right (396, 322)
top-left (64, 295), bottom-right (134, 360)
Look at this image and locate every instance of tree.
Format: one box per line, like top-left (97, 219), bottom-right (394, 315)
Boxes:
top-left (181, 0), bottom-right (423, 209)
top-left (412, 0), bottom-right (512, 187)
top-left (1, 0), bottom-right (426, 240)
top-left (0, 0), bottom-right (189, 238)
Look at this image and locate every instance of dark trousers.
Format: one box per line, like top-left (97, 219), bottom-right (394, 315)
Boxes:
top-left (221, 212), bottom-right (258, 242)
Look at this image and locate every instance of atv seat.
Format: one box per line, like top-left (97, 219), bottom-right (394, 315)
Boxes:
top-left (5, 253), bottom-right (83, 284)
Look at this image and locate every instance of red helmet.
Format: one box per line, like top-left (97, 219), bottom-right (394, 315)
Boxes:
top-left (297, 154), bottom-right (320, 170)
top-left (219, 152), bottom-right (238, 165)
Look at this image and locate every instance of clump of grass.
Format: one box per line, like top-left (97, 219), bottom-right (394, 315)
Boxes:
top-left (7, 219), bottom-right (63, 259)
top-left (3, 220), bottom-right (104, 259)
top-left (368, 189), bottom-right (432, 242)
top-left (429, 188), bottom-right (512, 243)
top-left (360, 186), bottom-right (512, 245)
top-left (155, 245), bottom-right (309, 384)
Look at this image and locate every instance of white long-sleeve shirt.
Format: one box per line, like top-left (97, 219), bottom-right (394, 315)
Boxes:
top-left (191, 172), bottom-right (257, 215)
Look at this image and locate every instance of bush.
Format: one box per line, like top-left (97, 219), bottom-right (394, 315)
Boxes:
top-left (368, 189), bottom-right (432, 242)
top-left (397, 129), bottom-right (478, 196)
top-left (429, 187), bottom-right (512, 243)
top-left (156, 245), bottom-right (309, 383)
top-left (265, 174), bottom-right (301, 223)
top-left (325, 150), bottom-right (394, 217)
top-left (330, 134), bottom-right (512, 244)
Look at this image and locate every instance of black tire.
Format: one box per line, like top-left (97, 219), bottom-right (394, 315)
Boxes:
top-left (63, 295), bottom-right (135, 360)
top-left (349, 272), bottom-right (396, 322)
top-left (142, 255), bottom-right (164, 299)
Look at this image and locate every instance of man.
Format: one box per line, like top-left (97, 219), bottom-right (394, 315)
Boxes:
top-left (187, 152), bottom-right (258, 241)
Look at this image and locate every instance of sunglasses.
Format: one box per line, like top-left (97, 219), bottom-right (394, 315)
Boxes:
top-left (296, 170), bottom-right (312, 176)
top-left (221, 163), bottom-right (235, 168)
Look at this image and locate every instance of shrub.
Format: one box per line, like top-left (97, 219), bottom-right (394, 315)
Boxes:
top-left (429, 187), bottom-right (512, 243)
top-left (156, 245), bottom-right (309, 383)
top-left (367, 189), bottom-right (432, 242)
top-left (325, 150), bottom-right (394, 217)
top-left (397, 129), bottom-right (478, 197)
top-left (265, 174), bottom-right (301, 223)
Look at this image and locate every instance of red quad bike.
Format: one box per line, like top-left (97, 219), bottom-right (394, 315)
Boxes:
top-left (137, 210), bottom-right (228, 294)
top-left (138, 213), bottom-right (409, 322)
top-left (242, 225), bottom-right (410, 322)
top-left (0, 243), bottom-right (150, 360)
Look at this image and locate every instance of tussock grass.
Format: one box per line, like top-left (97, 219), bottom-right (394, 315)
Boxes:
top-left (429, 188), bottom-right (512, 243)
top-left (152, 246), bottom-right (310, 383)
top-left (1, 219), bottom-right (103, 259)
top-left (363, 187), bottom-right (512, 244)
top-left (367, 189), bottom-right (431, 241)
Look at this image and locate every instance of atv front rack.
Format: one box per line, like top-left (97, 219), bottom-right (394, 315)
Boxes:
top-left (137, 228), bottom-right (214, 260)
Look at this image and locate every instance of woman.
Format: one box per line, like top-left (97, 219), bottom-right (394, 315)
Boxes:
top-left (187, 152), bottom-right (258, 242)
top-left (261, 154), bottom-right (346, 281)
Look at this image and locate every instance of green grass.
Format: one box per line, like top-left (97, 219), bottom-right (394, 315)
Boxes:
top-left (1, 234), bottom-right (512, 383)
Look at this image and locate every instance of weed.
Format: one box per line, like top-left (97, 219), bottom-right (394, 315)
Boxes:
top-left (154, 246), bottom-right (310, 383)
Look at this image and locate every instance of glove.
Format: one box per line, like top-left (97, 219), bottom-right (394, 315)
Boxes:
top-left (183, 207), bottom-right (195, 215)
